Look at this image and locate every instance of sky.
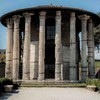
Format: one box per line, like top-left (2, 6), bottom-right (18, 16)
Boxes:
top-left (0, 0), bottom-right (100, 59)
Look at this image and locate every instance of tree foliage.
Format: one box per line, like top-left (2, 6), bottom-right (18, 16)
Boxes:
top-left (94, 12), bottom-right (100, 52)
top-left (0, 54), bottom-right (5, 63)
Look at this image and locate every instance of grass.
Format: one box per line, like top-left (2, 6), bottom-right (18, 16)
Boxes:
top-left (95, 61), bottom-right (100, 68)
top-left (86, 78), bottom-right (100, 92)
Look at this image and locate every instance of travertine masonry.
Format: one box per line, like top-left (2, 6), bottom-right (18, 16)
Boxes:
top-left (2, 5), bottom-right (98, 81)
top-left (55, 11), bottom-right (62, 81)
top-left (88, 19), bottom-right (95, 78)
top-left (38, 11), bottom-right (46, 81)
top-left (30, 41), bottom-right (38, 80)
top-left (23, 13), bottom-right (33, 80)
top-left (5, 18), bottom-right (13, 79)
top-left (79, 14), bottom-right (90, 81)
top-left (69, 12), bottom-right (77, 80)
top-left (13, 15), bottom-right (21, 80)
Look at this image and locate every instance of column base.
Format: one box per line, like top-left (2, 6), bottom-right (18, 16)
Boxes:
top-left (55, 63), bottom-right (61, 81)
top-left (22, 73), bottom-right (30, 80)
top-left (38, 73), bottom-right (44, 81)
top-left (55, 72), bottom-right (61, 81)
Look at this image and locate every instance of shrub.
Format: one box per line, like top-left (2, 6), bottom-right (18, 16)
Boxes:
top-left (0, 78), bottom-right (13, 85)
top-left (86, 78), bottom-right (98, 86)
top-left (86, 78), bottom-right (100, 92)
top-left (0, 78), bottom-right (13, 92)
top-left (97, 80), bottom-right (100, 92)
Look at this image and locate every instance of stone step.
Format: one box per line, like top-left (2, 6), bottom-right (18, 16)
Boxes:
top-left (19, 82), bottom-right (86, 87)
top-left (20, 85), bottom-right (86, 88)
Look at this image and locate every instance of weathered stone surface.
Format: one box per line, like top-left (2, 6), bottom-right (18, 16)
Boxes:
top-left (87, 85), bottom-right (97, 91)
top-left (61, 14), bottom-right (70, 47)
top-left (38, 11), bottom-right (46, 81)
top-left (88, 19), bottom-right (95, 78)
top-left (69, 12), bottom-right (77, 81)
top-left (30, 41), bottom-right (38, 80)
top-left (12, 15), bottom-right (21, 80)
top-left (62, 62), bottom-right (70, 80)
top-left (55, 11), bottom-right (62, 81)
top-left (5, 18), bottom-right (13, 79)
top-left (62, 46), bottom-right (70, 62)
top-left (79, 14), bottom-right (90, 81)
top-left (62, 46), bottom-right (70, 80)
top-left (23, 13), bottom-right (33, 80)
top-left (3, 8), bottom-right (96, 82)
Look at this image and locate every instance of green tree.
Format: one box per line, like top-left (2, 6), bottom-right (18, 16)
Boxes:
top-left (94, 12), bottom-right (100, 52)
top-left (0, 54), bottom-right (5, 63)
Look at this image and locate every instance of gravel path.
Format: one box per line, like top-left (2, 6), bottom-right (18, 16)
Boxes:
top-left (0, 88), bottom-right (100, 100)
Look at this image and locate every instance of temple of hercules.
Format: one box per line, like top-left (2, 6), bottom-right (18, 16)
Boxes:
top-left (0, 5), bottom-right (100, 82)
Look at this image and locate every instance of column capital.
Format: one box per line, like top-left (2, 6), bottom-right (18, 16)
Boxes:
top-left (6, 18), bottom-right (13, 28)
top-left (70, 12), bottom-right (75, 17)
top-left (88, 18), bottom-right (92, 23)
top-left (39, 11), bottom-right (46, 19)
top-left (70, 12), bottom-right (76, 21)
top-left (56, 11), bottom-right (61, 16)
top-left (23, 12), bottom-right (34, 22)
top-left (56, 11), bottom-right (61, 20)
top-left (12, 15), bottom-right (22, 23)
top-left (78, 14), bottom-right (90, 21)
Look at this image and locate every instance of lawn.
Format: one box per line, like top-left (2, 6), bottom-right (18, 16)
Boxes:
top-left (95, 61), bottom-right (100, 68)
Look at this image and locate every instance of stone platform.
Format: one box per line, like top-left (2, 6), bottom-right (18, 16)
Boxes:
top-left (14, 80), bottom-right (86, 87)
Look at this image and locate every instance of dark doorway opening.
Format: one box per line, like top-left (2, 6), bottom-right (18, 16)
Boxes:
top-left (45, 18), bottom-right (55, 79)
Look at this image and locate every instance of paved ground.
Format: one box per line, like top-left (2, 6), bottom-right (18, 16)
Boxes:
top-left (0, 87), bottom-right (100, 100)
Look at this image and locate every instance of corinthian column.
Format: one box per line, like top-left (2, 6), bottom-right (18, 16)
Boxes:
top-left (78, 15), bottom-right (90, 81)
top-left (55, 11), bottom-right (62, 81)
top-left (5, 18), bottom-right (13, 79)
top-left (69, 12), bottom-right (77, 81)
top-left (12, 15), bottom-right (21, 80)
top-left (88, 19), bottom-right (95, 78)
top-left (23, 13), bottom-right (33, 80)
top-left (38, 11), bottom-right (46, 81)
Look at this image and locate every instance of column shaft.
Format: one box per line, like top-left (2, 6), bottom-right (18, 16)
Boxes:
top-left (79, 15), bottom-right (90, 81)
top-left (23, 13), bottom-right (33, 80)
top-left (12, 15), bottom-right (21, 80)
top-left (30, 41), bottom-right (39, 80)
top-left (5, 18), bottom-right (13, 78)
top-left (55, 11), bottom-right (62, 81)
top-left (38, 11), bottom-right (46, 81)
top-left (69, 12), bottom-right (77, 80)
top-left (88, 19), bottom-right (95, 78)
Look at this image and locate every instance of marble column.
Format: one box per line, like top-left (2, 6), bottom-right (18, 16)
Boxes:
top-left (30, 42), bottom-right (39, 80)
top-left (55, 11), bottom-right (62, 81)
top-left (12, 15), bottom-right (21, 80)
top-left (79, 15), bottom-right (90, 81)
top-left (23, 13), bottom-right (33, 80)
top-left (88, 19), bottom-right (95, 78)
top-left (38, 11), bottom-right (46, 81)
top-left (5, 18), bottom-right (13, 79)
top-left (69, 12), bottom-right (77, 81)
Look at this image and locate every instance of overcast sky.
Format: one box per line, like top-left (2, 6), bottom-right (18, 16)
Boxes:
top-left (0, 0), bottom-right (100, 59)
